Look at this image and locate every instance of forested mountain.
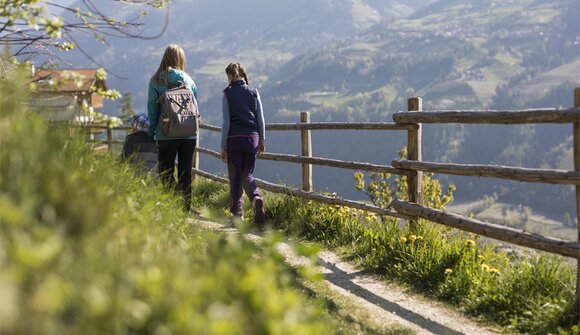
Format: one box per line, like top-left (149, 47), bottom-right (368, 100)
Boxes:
top-left (252, 0), bottom-right (579, 219)
top-left (53, 0), bottom-right (579, 220)
top-left (58, 0), bottom-right (427, 109)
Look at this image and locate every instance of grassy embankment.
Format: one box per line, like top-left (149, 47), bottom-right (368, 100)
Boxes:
top-left (191, 162), bottom-right (579, 335)
top-left (0, 70), bottom-right (414, 335)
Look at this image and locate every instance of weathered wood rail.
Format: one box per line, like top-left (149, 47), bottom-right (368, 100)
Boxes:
top-left (392, 159), bottom-right (580, 185)
top-left (393, 200), bottom-right (579, 259)
top-left (70, 123), bottom-right (130, 150)
top-left (392, 107), bottom-right (579, 124)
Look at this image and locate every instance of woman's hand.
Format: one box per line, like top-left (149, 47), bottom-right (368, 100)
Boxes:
top-left (258, 140), bottom-right (265, 154)
top-left (220, 148), bottom-right (228, 163)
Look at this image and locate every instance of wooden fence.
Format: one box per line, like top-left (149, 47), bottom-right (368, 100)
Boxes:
top-left (81, 88), bottom-right (580, 302)
top-left (193, 88), bottom-right (580, 304)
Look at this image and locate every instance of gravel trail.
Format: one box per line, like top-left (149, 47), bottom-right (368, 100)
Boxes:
top-left (192, 218), bottom-right (503, 335)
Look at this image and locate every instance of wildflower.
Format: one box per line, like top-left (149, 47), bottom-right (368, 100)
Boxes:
top-left (445, 268), bottom-right (453, 275)
top-left (480, 263), bottom-right (491, 272)
top-left (417, 235), bottom-right (424, 240)
top-left (489, 268), bottom-right (500, 274)
top-left (409, 235), bottom-right (417, 242)
top-left (399, 236), bottom-right (407, 243)
top-left (465, 240), bottom-right (476, 247)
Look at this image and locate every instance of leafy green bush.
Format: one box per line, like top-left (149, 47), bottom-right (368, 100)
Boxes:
top-left (0, 69), bottom-right (346, 335)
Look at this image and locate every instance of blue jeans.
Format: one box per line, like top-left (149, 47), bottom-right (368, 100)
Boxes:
top-left (227, 135), bottom-right (261, 215)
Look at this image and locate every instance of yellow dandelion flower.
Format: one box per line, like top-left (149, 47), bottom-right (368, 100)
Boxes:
top-left (445, 268), bottom-right (453, 275)
top-left (417, 235), bottom-right (424, 240)
top-left (409, 235), bottom-right (417, 242)
top-left (400, 236), bottom-right (407, 243)
top-left (465, 240), bottom-right (476, 247)
top-left (480, 263), bottom-right (491, 272)
top-left (489, 268), bottom-right (500, 274)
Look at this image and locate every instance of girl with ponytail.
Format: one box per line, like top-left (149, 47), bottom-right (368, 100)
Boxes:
top-left (221, 62), bottom-right (266, 229)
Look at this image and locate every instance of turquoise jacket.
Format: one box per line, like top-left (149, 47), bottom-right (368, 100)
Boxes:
top-left (147, 68), bottom-right (198, 141)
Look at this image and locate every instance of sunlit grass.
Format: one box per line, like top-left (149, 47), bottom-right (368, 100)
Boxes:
top-left (0, 69), bottom-right (373, 335)
top-left (191, 169), bottom-right (579, 335)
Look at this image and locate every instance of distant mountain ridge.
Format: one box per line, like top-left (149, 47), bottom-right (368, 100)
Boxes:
top-left (264, 0), bottom-right (578, 117)
top-left (55, 0), bottom-right (579, 219)
top-left (59, 0), bottom-right (429, 113)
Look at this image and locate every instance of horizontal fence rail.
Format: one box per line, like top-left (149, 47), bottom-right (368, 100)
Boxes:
top-left (392, 107), bottom-right (580, 124)
top-left (71, 124), bottom-right (131, 130)
top-left (265, 122), bottom-right (418, 131)
top-left (68, 123), bottom-right (130, 152)
top-left (200, 122), bottom-right (417, 132)
top-left (392, 159), bottom-right (580, 186)
top-left (196, 147), bottom-right (410, 176)
top-left (392, 200), bottom-right (580, 259)
top-left (193, 168), bottom-right (412, 220)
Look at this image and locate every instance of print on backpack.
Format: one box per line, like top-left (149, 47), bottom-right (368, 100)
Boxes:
top-left (157, 84), bottom-right (199, 137)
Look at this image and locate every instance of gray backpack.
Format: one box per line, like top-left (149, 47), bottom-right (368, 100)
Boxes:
top-left (156, 85), bottom-right (199, 137)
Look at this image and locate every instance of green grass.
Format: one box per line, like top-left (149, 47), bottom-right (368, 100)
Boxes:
top-left (191, 170), bottom-right (579, 335)
top-left (0, 69), bottom-right (393, 335)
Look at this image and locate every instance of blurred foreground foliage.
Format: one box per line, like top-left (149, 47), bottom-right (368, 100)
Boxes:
top-left (0, 69), bottom-right (340, 334)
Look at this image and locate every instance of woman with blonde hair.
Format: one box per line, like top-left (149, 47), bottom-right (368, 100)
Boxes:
top-left (220, 62), bottom-right (265, 229)
top-left (147, 44), bottom-right (198, 211)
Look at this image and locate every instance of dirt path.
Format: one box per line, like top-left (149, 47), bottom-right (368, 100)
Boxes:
top-left (191, 218), bottom-right (503, 335)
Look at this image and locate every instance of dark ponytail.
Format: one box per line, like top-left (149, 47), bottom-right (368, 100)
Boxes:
top-left (225, 62), bottom-right (249, 85)
top-left (237, 63), bottom-right (249, 85)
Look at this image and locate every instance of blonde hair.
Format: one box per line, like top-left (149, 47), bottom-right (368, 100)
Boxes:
top-left (153, 44), bottom-right (186, 85)
top-left (225, 62), bottom-right (249, 85)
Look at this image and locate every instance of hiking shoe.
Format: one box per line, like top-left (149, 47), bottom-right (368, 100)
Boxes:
top-left (253, 197), bottom-right (265, 229)
top-left (228, 213), bottom-right (244, 228)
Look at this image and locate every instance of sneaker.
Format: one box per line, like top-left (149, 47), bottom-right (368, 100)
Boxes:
top-left (228, 213), bottom-right (244, 228)
top-left (253, 197), bottom-right (265, 229)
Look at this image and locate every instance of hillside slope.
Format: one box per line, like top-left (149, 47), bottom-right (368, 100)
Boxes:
top-left (250, 0), bottom-right (578, 219)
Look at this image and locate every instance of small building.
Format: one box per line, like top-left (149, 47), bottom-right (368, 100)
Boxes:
top-left (30, 68), bottom-right (107, 122)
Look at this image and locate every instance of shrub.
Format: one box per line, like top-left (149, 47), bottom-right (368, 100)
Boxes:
top-left (0, 69), bottom-right (344, 335)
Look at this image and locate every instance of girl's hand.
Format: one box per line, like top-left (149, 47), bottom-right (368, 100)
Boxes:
top-left (220, 149), bottom-right (228, 163)
top-left (258, 141), bottom-right (265, 154)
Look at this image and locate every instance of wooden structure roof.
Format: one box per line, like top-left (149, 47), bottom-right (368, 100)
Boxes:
top-left (33, 69), bottom-right (107, 92)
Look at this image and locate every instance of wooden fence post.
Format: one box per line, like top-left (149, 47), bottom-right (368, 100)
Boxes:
top-left (106, 127), bottom-right (113, 152)
top-left (407, 97), bottom-right (423, 204)
top-left (573, 87), bottom-right (580, 307)
top-left (300, 112), bottom-right (313, 192)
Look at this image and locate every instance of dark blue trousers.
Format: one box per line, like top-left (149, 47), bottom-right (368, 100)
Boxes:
top-left (227, 135), bottom-right (261, 215)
